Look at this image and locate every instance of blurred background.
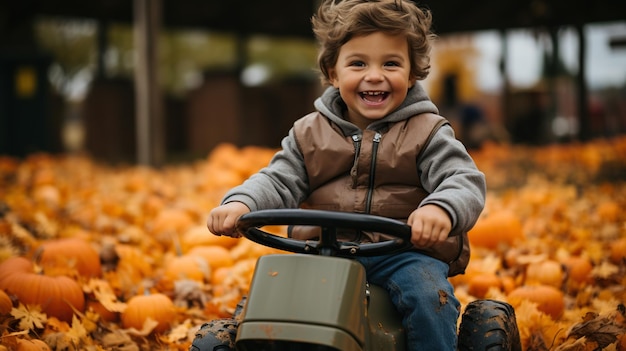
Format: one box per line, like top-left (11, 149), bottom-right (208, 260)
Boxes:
top-left (1, 0), bottom-right (625, 165)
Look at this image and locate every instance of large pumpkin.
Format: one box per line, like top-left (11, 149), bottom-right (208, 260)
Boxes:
top-left (0, 257), bottom-right (85, 322)
top-left (35, 237), bottom-right (102, 278)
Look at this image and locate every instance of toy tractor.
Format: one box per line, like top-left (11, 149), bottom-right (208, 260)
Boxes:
top-left (191, 209), bottom-right (521, 351)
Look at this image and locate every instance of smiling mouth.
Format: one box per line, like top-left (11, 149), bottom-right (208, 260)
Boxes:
top-left (360, 91), bottom-right (388, 103)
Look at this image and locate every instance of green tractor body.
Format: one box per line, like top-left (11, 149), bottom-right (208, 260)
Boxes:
top-left (236, 254), bottom-right (404, 351)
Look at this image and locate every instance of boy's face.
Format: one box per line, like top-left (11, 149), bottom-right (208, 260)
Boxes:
top-left (328, 32), bottom-right (413, 130)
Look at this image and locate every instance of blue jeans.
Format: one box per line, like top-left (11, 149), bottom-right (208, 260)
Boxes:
top-left (356, 251), bottom-right (459, 351)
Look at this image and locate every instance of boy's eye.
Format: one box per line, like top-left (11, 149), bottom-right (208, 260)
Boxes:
top-left (349, 61), bottom-right (365, 67)
top-left (384, 61), bottom-right (400, 67)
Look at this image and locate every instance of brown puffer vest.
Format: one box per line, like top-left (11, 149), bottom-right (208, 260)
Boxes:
top-left (291, 112), bottom-right (470, 277)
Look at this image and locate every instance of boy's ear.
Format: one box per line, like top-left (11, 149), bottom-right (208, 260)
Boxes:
top-left (327, 68), bottom-right (339, 88)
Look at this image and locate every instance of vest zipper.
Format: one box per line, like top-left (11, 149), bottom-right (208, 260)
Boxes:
top-left (365, 132), bottom-right (381, 214)
top-left (350, 134), bottom-right (362, 188)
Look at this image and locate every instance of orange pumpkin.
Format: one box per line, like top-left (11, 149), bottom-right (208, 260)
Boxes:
top-left (182, 225), bottom-right (239, 251)
top-left (163, 254), bottom-right (211, 282)
top-left (150, 208), bottom-right (195, 246)
top-left (186, 245), bottom-right (234, 270)
top-left (595, 200), bottom-right (620, 222)
top-left (560, 256), bottom-right (593, 285)
top-left (16, 339), bottom-right (51, 351)
top-left (468, 210), bottom-right (525, 249)
top-left (210, 266), bottom-right (232, 287)
top-left (35, 237), bottom-right (102, 278)
top-left (507, 285), bottom-right (565, 320)
top-left (0, 289), bottom-right (12, 314)
top-left (467, 273), bottom-right (502, 298)
top-left (618, 333), bottom-right (626, 351)
top-left (525, 259), bottom-right (564, 288)
top-left (0, 257), bottom-right (85, 322)
top-left (121, 292), bottom-right (176, 333)
top-left (610, 237), bottom-right (626, 264)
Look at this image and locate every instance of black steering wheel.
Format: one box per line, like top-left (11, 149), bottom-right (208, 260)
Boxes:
top-left (236, 209), bottom-right (414, 258)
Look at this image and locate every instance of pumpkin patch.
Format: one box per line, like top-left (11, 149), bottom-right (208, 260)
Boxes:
top-left (0, 137), bottom-right (625, 350)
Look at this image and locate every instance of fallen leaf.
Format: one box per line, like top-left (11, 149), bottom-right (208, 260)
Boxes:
top-left (11, 303), bottom-right (47, 331)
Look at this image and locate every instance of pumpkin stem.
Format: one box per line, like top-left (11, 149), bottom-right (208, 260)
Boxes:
top-left (140, 279), bottom-right (155, 296)
top-left (172, 234), bottom-right (183, 256)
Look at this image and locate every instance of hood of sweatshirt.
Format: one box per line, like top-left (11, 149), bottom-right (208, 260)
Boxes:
top-left (313, 82), bottom-right (439, 136)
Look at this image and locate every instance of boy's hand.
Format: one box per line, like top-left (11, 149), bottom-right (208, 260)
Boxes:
top-left (407, 204), bottom-right (452, 248)
top-left (207, 202), bottom-right (251, 238)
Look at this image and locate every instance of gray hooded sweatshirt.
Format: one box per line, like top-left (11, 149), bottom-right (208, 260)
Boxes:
top-left (221, 83), bottom-right (486, 238)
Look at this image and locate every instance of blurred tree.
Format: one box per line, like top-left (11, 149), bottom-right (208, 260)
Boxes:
top-left (34, 19), bottom-right (97, 99)
top-left (33, 18), bottom-right (318, 99)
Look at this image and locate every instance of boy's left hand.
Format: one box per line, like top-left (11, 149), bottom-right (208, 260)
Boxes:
top-left (407, 204), bottom-right (452, 248)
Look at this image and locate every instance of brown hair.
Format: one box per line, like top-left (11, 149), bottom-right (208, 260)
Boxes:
top-left (312, 0), bottom-right (435, 86)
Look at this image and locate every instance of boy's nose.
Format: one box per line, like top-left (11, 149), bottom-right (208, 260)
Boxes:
top-left (364, 68), bottom-right (384, 81)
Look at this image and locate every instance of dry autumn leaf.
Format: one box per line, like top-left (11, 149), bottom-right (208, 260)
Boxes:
top-left (11, 304), bottom-right (47, 331)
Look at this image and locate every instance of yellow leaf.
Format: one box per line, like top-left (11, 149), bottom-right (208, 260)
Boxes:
top-left (67, 314), bottom-right (88, 344)
top-left (10, 303), bottom-right (47, 331)
top-left (166, 319), bottom-right (192, 343)
top-left (84, 278), bottom-right (127, 313)
top-left (591, 262), bottom-right (618, 279)
top-left (123, 317), bottom-right (159, 336)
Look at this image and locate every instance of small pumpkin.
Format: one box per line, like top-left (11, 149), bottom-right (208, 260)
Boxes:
top-left (507, 285), bottom-right (565, 320)
top-left (17, 339), bottom-right (51, 351)
top-left (467, 273), bottom-right (502, 298)
top-left (0, 256), bottom-right (85, 322)
top-left (186, 245), bottom-right (234, 270)
top-left (182, 225), bottom-right (239, 251)
top-left (525, 259), bottom-right (564, 288)
top-left (609, 237), bottom-right (626, 264)
top-left (35, 237), bottom-right (102, 278)
top-left (121, 291), bottom-right (176, 333)
top-left (210, 266), bottom-right (232, 287)
top-left (150, 208), bottom-right (195, 246)
top-left (0, 289), bottom-right (12, 314)
top-left (560, 256), bottom-right (593, 285)
top-left (468, 210), bottom-right (525, 249)
top-left (595, 200), bottom-right (620, 222)
top-left (163, 254), bottom-right (211, 282)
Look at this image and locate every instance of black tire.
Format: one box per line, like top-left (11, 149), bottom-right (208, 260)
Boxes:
top-left (457, 299), bottom-right (522, 351)
top-left (189, 297), bottom-right (246, 351)
top-left (189, 319), bottom-right (237, 351)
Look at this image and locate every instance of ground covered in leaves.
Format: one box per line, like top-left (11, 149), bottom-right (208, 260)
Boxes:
top-left (0, 136), bottom-right (625, 350)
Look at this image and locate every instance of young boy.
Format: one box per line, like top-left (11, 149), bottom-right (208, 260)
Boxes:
top-left (206, 0), bottom-right (486, 349)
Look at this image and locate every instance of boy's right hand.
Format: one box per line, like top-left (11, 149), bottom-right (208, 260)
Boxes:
top-left (207, 202), bottom-right (251, 238)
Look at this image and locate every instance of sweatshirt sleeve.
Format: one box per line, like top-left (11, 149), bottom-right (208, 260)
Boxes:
top-left (417, 124), bottom-right (486, 236)
top-left (220, 128), bottom-right (310, 211)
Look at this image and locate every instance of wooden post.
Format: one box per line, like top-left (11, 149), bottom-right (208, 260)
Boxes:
top-left (133, 0), bottom-right (164, 166)
top-left (575, 24), bottom-right (590, 141)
